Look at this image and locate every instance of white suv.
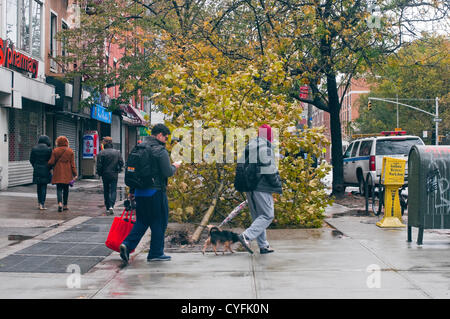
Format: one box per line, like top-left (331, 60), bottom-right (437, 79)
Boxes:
top-left (343, 131), bottom-right (424, 194)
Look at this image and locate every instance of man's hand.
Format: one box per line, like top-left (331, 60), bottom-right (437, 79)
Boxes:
top-left (173, 160), bottom-right (182, 169)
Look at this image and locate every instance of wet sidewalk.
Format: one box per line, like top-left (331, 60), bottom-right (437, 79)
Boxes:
top-left (0, 179), bottom-right (449, 299)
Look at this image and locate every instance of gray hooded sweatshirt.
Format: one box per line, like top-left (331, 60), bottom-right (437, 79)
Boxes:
top-left (244, 137), bottom-right (282, 194)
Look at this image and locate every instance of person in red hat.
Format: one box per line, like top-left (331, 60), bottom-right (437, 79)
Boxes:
top-left (237, 124), bottom-right (282, 255)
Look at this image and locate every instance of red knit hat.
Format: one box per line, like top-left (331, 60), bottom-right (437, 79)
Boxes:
top-left (258, 124), bottom-right (272, 142)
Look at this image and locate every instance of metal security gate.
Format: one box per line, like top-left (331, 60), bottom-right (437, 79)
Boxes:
top-left (8, 103), bottom-right (44, 187)
top-left (56, 116), bottom-right (79, 171)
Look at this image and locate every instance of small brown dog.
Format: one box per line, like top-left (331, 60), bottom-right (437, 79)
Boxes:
top-left (202, 225), bottom-right (240, 255)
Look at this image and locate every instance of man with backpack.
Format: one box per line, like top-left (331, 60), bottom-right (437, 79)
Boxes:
top-left (120, 124), bottom-right (180, 264)
top-left (235, 124), bottom-right (282, 255)
top-left (96, 137), bottom-right (124, 215)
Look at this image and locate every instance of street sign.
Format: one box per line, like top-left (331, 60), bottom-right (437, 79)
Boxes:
top-left (433, 118), bottom-right (442, 122)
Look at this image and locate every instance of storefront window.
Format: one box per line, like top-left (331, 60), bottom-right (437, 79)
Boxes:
top-left (8, 102), bottom-right (43, 162)
top-left (5, 0), bottom-right (42, 59)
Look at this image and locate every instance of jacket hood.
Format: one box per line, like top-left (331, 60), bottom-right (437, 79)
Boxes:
top-left (56, 136), bottom-right (69, 147)
top-left (38, 135), bottom-right (51, 147)
top-left (247, 137), bottom-right (278, 175)
top-left (247, 136), bottom-right (272, 153)
top-left (145, 135), bottom-right (166, 146)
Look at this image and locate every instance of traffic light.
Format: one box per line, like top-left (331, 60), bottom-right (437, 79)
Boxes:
top-left (368, 101), bottom-right (372, 111)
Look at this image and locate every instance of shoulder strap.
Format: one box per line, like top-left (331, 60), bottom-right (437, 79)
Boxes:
top-left (55, 148), bottom-right (68, 165)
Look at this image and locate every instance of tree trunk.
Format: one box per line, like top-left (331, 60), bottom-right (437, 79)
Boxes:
top-left (327, 75), bottom-right (346, 197)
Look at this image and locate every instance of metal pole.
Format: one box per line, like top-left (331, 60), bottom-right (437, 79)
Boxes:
top-left (368, 97), bottom-right (435, 116)
top-left (396, 94), bottom-right (399, 128)
top-left (435, 97), bottom-right (439, 145)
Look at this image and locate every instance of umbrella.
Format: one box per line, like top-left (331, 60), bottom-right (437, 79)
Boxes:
top-left (218, 200), bottom-right (248, 228)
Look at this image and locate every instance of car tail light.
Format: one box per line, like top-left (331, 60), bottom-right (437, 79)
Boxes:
top-left (369, 155), bottom-right (376, 171)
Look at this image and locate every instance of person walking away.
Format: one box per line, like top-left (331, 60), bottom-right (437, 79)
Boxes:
top-left (48, 136), bottom-right (77, 212)
top-left (96, 136), bottom-right (124, 215)
top-left (237, 124), bottom-right (282, 255)
top-left (30, 135), bottom-right (52, 210)
top-left (119, 124), bottom-right (180, 264)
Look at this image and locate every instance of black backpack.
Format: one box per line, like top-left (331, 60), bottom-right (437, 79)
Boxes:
top-left (234, 141), bottom-right (263, 192)
top-left (124, 143), bottom-right (156, 189)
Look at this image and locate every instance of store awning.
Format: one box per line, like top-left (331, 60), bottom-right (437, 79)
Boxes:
top-left (120, 104), bottom-right (147, 126)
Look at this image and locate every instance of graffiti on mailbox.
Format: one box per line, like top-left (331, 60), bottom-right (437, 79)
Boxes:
top-left (426, 160), bottom-right (450, 215)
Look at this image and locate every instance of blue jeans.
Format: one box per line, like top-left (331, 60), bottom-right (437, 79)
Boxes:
top-left (102, 178), bottom-right (118, 210)
top-left (37, 183), bottom-right (47, 205)
top-left (56, 184), bottom-right (69, 205)
top-left (122, 191), bottom-right (168, 259)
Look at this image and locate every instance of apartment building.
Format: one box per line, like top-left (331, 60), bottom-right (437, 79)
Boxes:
top-left (338, 78), bottom-right (370, 141)
top-left (310, 78), bottom-right (371, 163)
top-left (310, 105), bottom-right (332, 163)
top-left (105, 40), bottom-right (148, 161)
top-left (0, 0), bottom-right (56, 188)
top-left (0, 1), bottom-right (148, 188)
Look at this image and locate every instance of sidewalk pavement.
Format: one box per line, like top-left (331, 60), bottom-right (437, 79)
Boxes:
top-left (0, 179), bottom-right (449, 299)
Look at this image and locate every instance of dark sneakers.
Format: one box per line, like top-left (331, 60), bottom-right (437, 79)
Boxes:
top-left (147, 254), bottom-right (171, 262)
top-left (260, 247), bottom-right (274, 254)
top-left (238, 234), bottom-right (254, 254)
top-left (119, 244), bottom-right (129, 263)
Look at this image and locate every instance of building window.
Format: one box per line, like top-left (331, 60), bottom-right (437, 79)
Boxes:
top-left (113, 59), bottom-right (118, 98)
top-left (50, 13), bottom-right (57, 70)
top-left (31, 0), bottom-right (42, 57)
top-left (6, 0), bottom-right (42, 59)
top-left (20, 0), bottom-right (30, 53)
top-left (61, 21), bottom-right (68, 57)
top-left (6, 0), bottom-right (18, 45)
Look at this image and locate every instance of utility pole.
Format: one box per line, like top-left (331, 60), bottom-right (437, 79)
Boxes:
top-left (396, 94), bottom-right (399, 129)
top-left (368, 97), bottom-right (441, 145)
top-left (435, 97), bottom-right (439, 146)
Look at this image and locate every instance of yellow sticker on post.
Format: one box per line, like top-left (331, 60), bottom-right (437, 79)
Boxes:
top-left (381, 157), bottom-right (406, 186)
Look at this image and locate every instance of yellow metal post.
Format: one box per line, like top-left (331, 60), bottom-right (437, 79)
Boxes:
top-left (376, 157), bottom-right (407, 228)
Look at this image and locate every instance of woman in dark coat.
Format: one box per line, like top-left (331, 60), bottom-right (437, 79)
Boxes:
top-left (30, 135), bottom-right (52, 210)
top-left (48, 136), bottom-right (77, 212)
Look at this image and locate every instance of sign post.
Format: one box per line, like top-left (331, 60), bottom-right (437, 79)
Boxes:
top-left (376, 157), bottom-right (407, 228)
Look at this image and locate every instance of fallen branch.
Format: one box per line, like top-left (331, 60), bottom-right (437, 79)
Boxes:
top-left (189, 180), bottom-right (224, 243)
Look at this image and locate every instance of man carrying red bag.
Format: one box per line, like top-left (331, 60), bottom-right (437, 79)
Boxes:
top-left (119, 124), bottom-right (180, 264)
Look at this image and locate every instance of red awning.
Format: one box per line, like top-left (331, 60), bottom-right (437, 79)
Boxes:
top-left (120, 104), bottom-right (147, 126)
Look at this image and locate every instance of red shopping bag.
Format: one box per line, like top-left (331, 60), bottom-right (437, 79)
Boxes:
top-left (105, 209), bottom-right (136, 252)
